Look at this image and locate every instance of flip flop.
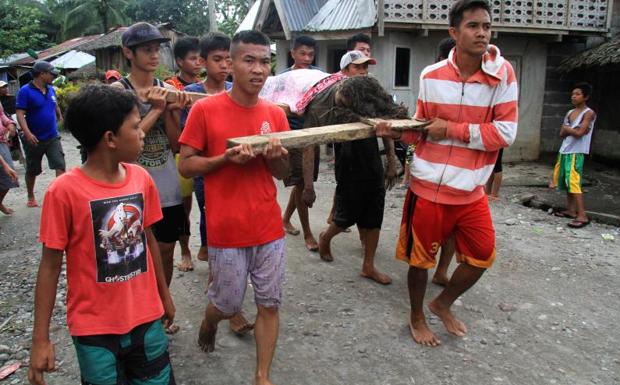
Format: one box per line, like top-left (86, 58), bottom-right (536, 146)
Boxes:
top-left (284, 227), bottom-right (300, 236)
top-left (567, 219), bottom-right (590, 228)
top-left (26, 198), bottom-right (38, 208)
top-left (165, 323), bottom-right (180, 334)
top-left (554, 211), bottom-right (577, 219)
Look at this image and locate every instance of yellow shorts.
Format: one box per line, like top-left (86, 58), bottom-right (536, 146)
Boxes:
top-left (175, 154), bottom-right (193, 198)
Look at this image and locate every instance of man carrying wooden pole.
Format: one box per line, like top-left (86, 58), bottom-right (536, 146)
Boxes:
top-left (376, 0), bottom-right (518, 347)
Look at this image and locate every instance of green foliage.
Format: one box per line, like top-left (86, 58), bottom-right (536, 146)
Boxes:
top-left (124, 0), bottom-right (211, 36)
top-left (215, 0), bottom-right (253, 36)
top-left (0, 1), bottom-right (48, 57)
top-left (154, 65), bottom-right (174, 81)
top-left (55, 81), bottom-right (81, 117)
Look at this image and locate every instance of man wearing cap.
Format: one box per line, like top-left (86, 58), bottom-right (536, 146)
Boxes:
top-left (104, 70), bottom-right (122, 84)
top-left (300, 51), bottom-right (395, 285)
top-left (111, 22), bottom-right (190, 335)
top-left (16, 61), bottom-right (65, 208)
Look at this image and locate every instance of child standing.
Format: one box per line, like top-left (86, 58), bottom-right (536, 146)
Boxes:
top-left (0, 101), bottom-right (18, 215)
top-left (553, 82), bottom-right (596, 228)
top-left (111, 23), bottom-right (190, 335)
top-left (166, 36), bottom-right (202, 273)
top-left (28, 85), bottom-right (175, 385)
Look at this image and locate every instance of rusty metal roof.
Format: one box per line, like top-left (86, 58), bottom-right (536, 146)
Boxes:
top-left (304, 0), bottom-right (375, 31)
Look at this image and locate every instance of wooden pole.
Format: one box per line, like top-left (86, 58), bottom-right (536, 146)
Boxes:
top-left (226, 119), bottom-right (429, 153)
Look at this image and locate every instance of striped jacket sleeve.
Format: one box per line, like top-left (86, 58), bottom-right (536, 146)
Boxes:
top-left (446, 62), bottom-right (518, 151)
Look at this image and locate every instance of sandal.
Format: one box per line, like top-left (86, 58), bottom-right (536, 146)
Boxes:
top-left (27, 198), bottom-right (38, 208)
top-left (567, 218), bottom-right (590, 228)
top-left (554, 211), bottom-right (576, 219)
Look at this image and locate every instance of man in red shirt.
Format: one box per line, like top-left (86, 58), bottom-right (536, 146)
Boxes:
top-left (178, 30), bottom-right (289, 385)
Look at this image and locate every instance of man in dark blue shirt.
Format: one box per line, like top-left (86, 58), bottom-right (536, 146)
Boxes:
top-left (16, 61), bottom-right (65, 207)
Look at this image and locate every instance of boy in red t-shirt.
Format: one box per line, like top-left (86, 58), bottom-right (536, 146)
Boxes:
top-left (28, 85), bottom-right (176, 385)
top-left (178, 30), bottom-right (289, 385)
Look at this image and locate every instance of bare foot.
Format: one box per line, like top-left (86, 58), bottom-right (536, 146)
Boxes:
top-left (197, 246), bottom-right (209, 262)
top-left (229, 312), bottom-right (254, 336)
top-left (431, 273), bottom-right (449, 287)
top-left (283, 222), bottom-right (300, 236)
top-left (487, 194), bottom-right (499, 201)
top-left (304, 234), bottom-right (319, 252)
top-left (409, 315), bottom-right (441, 347)
top-left (428, 299), bottom-right (467, 337)
top-left (360, 268), bottom-right (392, 285)
top-left (0, 204), bottom-right (14, 215)
top-left (254, 377), bottom-right (275, 385)
top-left (318, 232), bottom-right (333, 262)
top-left (177, 254), bottom-right (194, 272)
top-left (198, 318), bottom-right (217, 353)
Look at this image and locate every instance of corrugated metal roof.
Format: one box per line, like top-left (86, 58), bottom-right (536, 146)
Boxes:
top-left (11, 35), bottom-right (101, 65)
top-left (304, 0), bottom-right (375, 32)
top-left (278, 0), bottom-right (329, 32)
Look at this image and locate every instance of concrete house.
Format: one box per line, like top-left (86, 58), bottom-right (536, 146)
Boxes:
top-left (246, 0), bottom-right (617, 162)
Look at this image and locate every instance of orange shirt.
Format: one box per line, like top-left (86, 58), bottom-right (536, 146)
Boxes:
top-left (179, 92), bottom-right (289, 248)
top-left (39, 164), bottom-right (164, 336)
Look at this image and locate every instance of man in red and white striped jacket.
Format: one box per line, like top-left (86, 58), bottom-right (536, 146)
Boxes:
top-left (377, 0), bottom-right (518, 347)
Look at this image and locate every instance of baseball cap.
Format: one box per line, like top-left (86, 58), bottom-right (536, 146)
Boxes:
top-left (0, 80), bottom-right (7, 88)
top-left (32, 61), bottom-right (60, 76)
top-left (105, 70), bottom-right (122, 81)
top-left (340, 50), bottom-right (377, 70)
top-left (122, 22), bottom-right (170, 48)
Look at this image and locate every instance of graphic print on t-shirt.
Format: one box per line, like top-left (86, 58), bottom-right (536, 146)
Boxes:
top-left (90, 193), bottom-right (148, 283)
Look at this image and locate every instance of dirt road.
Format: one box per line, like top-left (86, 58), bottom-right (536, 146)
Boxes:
top-left (1, 133), bottom-right (618, 385)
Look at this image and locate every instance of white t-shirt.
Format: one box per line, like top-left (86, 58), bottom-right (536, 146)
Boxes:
top-left (559, 107), bottom-right (596, 155)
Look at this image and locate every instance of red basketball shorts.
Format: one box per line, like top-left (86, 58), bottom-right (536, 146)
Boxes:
top-left (395, 190), bottom-right (496, 269)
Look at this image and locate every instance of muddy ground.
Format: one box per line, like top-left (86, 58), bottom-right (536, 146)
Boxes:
top-left (0, 133), bottom-right (619, 385)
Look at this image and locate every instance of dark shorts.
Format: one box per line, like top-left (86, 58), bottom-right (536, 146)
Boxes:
top-left (152, 204), bottom-right (190, 243)
top-left (493, 148), bottom-right (503, 173)
top-left (283, 146), bottom-right (320, 187)
top-left (21, 135), bottom-right (65, 176)
top-left (333, 181), bottom-right (385, 229)
top-left (72, 319), bottom-right (175, 385)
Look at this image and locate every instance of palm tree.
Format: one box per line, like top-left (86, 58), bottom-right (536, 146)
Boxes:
top-left (68, 0), bottom-right (129, 34)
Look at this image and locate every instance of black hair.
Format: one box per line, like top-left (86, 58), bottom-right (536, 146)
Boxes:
top-left (65, 85), bottom-right (139, 152)
top-left (437, 37), bottom-right (456, 61)
top-left (573, 82), bottom-right (593, 98)
top-left (173, 36), bottom-right (200, 59)
top-left (292, 35), bottom-right (316, 50)
top-left (232, 30), bottom-right (271, 47)
top-left (449, 0), bottom-right (491, 28)
top-left (199, 32), bottom-right (231, 59)
top-left (346, 34), bottom-right (371, 51)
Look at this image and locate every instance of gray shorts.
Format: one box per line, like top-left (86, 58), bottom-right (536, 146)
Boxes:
top-left (0, 143), bottom-right (18, 191)
top-left (21, 135), bottom-right (65, 176)
top-left (207, 237), bottom-right (285, 315)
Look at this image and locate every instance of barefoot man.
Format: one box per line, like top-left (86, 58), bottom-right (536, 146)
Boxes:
top-left (179, 30), bottom-right (289, 385)
top-left (376, 0), bottom-right (518, 346)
